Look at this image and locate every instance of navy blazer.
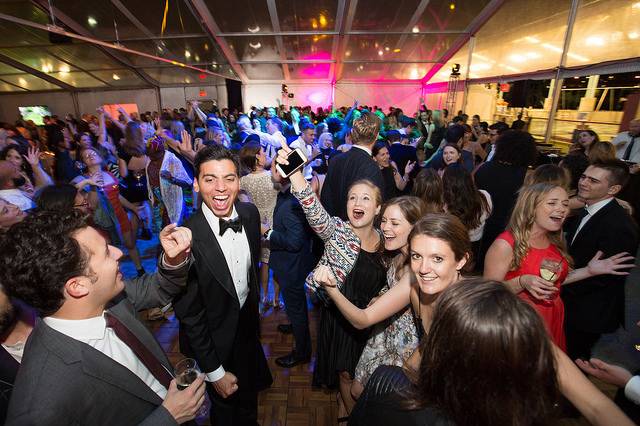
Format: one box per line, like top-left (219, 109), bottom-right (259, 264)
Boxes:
top-left (268, 189), bottom-right (315, 281)
top-left (562, 199), bottom-right (638, 333)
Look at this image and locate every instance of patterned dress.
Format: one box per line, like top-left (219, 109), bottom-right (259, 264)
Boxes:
top-left (354, 262), bottom-right (419, 385)
top-left (240, 170), bottom-right (279, 263)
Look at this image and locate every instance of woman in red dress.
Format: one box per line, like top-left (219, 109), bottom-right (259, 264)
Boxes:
top-left (484, 183), bottom-right (633, 351)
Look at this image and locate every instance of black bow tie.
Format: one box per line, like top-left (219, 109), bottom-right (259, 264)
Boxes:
top-left (219, 217), bottom-right (242, 236)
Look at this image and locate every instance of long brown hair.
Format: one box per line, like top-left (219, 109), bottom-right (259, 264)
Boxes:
top-left (411, 168), bottom-right (444, 213)
top-left (507, 183), bottom-right (571, 270)
top-left (407, 213), bottom-right (471, 270)
top-left (381, 196), bottom-right (428, 276)
top-left (442, 166), bottom-right (489, 230)
top-left (407, 278), bottom-right (559, 425)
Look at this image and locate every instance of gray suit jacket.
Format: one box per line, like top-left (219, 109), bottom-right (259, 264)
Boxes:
top-left (6, 260), bottom-right (189, 426)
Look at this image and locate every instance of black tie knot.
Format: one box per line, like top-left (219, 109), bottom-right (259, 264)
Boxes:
top-left (219, 217), bottom-right (242, 236)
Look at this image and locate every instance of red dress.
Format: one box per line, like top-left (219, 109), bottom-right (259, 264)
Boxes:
top-left (498, 231), bottom-right (568, 351)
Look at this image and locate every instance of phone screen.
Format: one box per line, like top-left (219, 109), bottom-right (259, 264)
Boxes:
top-left (278, 149), bottom-right (306, 177)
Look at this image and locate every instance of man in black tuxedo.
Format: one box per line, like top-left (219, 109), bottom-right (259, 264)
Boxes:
top-left (0, 210), bottom-right (203, 425)
top-left (173, 145), bottom-right (272, 425)
top-left (563, 159), bottom-right (639, 360)
top-left (261, 174), bottom-right (315, 368)
top-left (320, 112), bottom-right (385, 220)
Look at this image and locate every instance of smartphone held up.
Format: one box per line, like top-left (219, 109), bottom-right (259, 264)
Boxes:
top-left (276, 147), bottom-right (307, 178)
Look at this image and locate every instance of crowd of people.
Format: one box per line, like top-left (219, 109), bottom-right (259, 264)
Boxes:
top-left (0, 98), bottom-right (639, 425)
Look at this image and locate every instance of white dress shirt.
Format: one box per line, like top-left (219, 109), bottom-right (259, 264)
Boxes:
top-left (612, 132), bottom-right (640, 163)
top-left (571, 197), bottom-right (613, 244)
top-left (1, 340), bottom-right (25, 362)
top-left (625, 375), bottom-right (640, 405)
top-left (351, 144), bottom-right (372, 155)
top-left (43, 313), bottom-right (168, 399)
top-left (201, 203), bottom-right (251, 382)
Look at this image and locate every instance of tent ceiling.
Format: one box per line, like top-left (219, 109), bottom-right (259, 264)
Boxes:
top-left (0, 0), bottom-right (637, 92)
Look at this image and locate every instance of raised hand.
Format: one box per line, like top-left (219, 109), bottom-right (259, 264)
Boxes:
top-left (159, 223), bottom-right (192, 265)
top-left (587, 251), bottom-right (635, 276)
top-left (405, 161), bottom-right (416, 176)
top-left (179, 130), bottom-right (194, 154)
top-left (154, 117), bottom-right (162, 133)
top-left (518, 274), bottom-right (557, 301)
top-left (24, 147), bottom-right (41, 167)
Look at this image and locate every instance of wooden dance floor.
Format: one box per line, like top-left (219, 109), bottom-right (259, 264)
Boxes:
top-left (147, 302), bottom-right (338, 426)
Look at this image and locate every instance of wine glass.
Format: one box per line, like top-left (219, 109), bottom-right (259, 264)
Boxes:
top-left (539, 258), bottom-right (561, 301)
top-left (174, 358), bottom-right (207, 417)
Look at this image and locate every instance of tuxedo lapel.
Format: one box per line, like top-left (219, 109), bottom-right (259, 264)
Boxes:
top-left (191, 209), bottom-right (239, 304)
top-left (570, 200), bottom-right (615, 248)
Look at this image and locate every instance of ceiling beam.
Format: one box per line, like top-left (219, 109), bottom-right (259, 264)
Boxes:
top-left (265, 0), bottom-right (290, 81)
top-left (379, 0), bottom-right (431, 80)
top-left (186, 0), bottom-right (248, 83)
top-left (45, 50), bottom-right (112, 87)
top-left (421, 0), bottom-right (504, 84)
top-left (0, 52), bottom-right (73, 90)
top-left (30, 0), bottom-right (159, 87)
top-left (328, 0), bottom-right (346, 83)
top-left (332, 0), bottom-right (358, 83)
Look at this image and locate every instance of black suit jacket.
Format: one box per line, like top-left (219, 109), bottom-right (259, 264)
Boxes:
top-left (388, 143), bottom-right (417, 178)
top-left (320, 146), bottom-right (385, 220)
top-left (173, 202), bottom-right (271, 389)
top-left (562, 199), bottom-right (638, 333)
top-left (6, 264), bottom-right (190, 426)
top-left (268, 189), bottom-right (315, 282)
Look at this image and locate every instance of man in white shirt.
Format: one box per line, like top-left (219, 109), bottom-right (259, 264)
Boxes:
top-left (289, 121), bottom-right (318, 181)
top-left (612, 119), bottom-right (640, 163)
top-left (173, 144), bottom-right (272, 425)
top-left (0, 210), bottom-right (203, 425)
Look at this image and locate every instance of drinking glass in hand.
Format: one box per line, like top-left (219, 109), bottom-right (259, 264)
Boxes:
top-left (539, 258), bottom-right (561, 301)
top-left (175, 358), bottom-right (201, 391)
top-left (539, 258), bottom-right (561, 283)
top-left (174, 358), bottom-right (208, 417)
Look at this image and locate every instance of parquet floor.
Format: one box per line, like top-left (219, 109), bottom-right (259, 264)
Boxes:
top-left (146, 300), bottom-right (338, 426)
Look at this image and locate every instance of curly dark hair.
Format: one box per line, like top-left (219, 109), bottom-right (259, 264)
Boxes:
top-left (0, 210), bottom-right (90, 316)
top-left (493, 130), bottom-right (538, 167)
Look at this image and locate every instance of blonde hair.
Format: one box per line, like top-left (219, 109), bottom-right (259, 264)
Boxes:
top-left (507, 183), bottom-right (571, 270)
top-left (350, 112), bottom-right (381, 145)
top-left (348, 179), bottom-right (382, 206)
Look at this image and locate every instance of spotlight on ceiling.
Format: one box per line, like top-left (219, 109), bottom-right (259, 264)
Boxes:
top-left (248, 25), bottom-right (260, 33)
top-left (249, 42), bottom-right (262, 49)
top-left (87, 16), bottom-right (97, 27)
top-left (451, 63), bottom-right (461, 75)
top-left (412, 26), bottom-right (420, 33)
top-left (112, 73), bottom-right (120, 80)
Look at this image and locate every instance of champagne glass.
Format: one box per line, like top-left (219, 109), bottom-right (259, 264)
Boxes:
top-left (174, 358), bottom-right (207, 417)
